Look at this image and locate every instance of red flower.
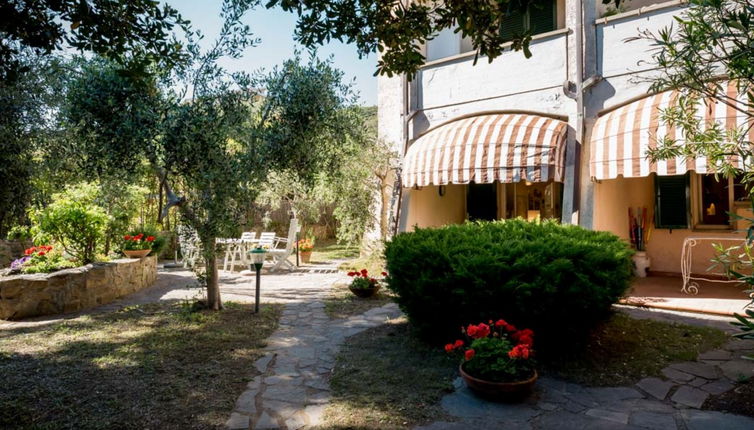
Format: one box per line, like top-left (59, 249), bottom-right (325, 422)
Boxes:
top-left (505, 323), bottom-right (517, 332)
top-left (347, 272), bottom-right (356, 276)
top-left (495, 319), bottom-right (508, 328)
top-left (135, 233), bottom-right (144, 240)
top-left (124, 235), bottom-right (132, 240)
top-left (444, 343), bottom-right (454, 353)
top-left (465, 349), bottom-right (476, 361)
top-left (146, 236), bottom-right (155, 242)
top-left (508, 344), bottom-right (531, 359)
top-left (360, 269), bottom-right (368, 277)
top-left (453, 339), bottom-right (464, 348)
top-left (466, 324), bottom-right (478, 338)
top-left (37, 251), bottom-right (46, 257)
top-left (381, 271), bottom-right (388, 277)
top-left (24, 248), bottom-right (34, 256)
top-left (474, 323), bottom-right (491, 339)
top-left (512, 328), bottom-right (534, 346)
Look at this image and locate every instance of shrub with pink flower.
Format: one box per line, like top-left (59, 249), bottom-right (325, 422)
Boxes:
top-left (444, 318), bottom-right (536, 382)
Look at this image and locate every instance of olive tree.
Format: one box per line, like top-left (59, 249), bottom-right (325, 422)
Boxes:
top-left (63, 3), bottom-right (363, 310)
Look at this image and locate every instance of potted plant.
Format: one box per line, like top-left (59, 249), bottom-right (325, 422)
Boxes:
top-left (122, 233), bottom-right (156, 258)
top-left (445, 319), bottom-right (537, 402)
top-left (297, 237), bottom-right (314, 263)
top-left (346, 269), bottom-right (386, 298)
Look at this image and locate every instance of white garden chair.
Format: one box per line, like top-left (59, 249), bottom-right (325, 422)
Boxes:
top-left (257, 232), bottom-right (277, 248)
top-left (266, 219), bottom-right (299, 272)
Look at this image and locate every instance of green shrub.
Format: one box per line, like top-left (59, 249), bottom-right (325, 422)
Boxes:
top-left (32, 198), bottom-right (109, 265)
top-left (384, 219), bottom-right (634, 349)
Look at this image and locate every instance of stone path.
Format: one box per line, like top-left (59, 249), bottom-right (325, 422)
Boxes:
top-left (226, 300), bottom-right (402, 429)
top-left (417, 307), bottom-right (754, 430)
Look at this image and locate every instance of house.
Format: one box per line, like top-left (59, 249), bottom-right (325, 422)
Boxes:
top-left (378, 0), bottom-right (751, 278)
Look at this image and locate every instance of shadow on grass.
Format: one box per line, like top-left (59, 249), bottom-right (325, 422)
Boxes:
top-left (0, 300), bottom-right (281, 430)
top-left (323, 319), bottom-right (457, 430)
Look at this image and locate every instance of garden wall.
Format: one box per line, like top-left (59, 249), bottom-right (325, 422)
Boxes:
top-left (0, 256), bottom-right (157, 320)
top-left (0, 240), bottom-right (32, 269)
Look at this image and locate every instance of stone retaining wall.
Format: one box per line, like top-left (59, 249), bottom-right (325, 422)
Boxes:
top-left (0, 256), bottom-right (157, 320)
top-left (0, 239), bottom-right (32, 269)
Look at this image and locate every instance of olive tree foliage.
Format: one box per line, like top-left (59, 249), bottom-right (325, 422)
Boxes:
top-left (0, 53), bottom-right (65, 237)
top-left (63, 0), bottom-right (261, 310)
top-left (641, 0), bottom-right (754, 177)
top-left (62, 2), bottom-right (364, 310)
top-left (0, 0), bottom-right (189, 82)
top-left (266, 0), bottom-right (619, 76)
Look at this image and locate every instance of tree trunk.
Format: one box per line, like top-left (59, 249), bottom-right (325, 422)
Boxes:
top-left (202, 236), bottom-right (222, 310)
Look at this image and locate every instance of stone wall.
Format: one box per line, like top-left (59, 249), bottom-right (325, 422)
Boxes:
top-left (0, 256), bottom-right (157, 320)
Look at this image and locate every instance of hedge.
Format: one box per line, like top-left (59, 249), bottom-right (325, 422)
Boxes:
top-left (384, 219), bottom-right (634, 348)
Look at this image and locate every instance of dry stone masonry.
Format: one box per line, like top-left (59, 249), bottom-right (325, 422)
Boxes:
top-left (0, 256), bottom-right (157, 320)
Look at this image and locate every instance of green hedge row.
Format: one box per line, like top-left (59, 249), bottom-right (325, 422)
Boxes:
top-left (384, 219), bottom-right (634, 347)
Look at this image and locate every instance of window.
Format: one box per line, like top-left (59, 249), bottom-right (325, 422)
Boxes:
top-left (503, 181), bottom-right (562, 220)
top-left (695, 174), bottom-right (747, 228)
top-left (655, 174), bottom-right (689, 229)
top-left (500, 0), bottom-right (556, 42)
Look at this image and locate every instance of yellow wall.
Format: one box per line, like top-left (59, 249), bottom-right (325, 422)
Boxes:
top-left (593, 176), bottom-right (749, 274)
top-left (405, 184), bottom-right (466, 230)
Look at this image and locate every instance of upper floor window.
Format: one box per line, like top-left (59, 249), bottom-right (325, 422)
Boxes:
top-left (425, 0), bottom-right (558, 62)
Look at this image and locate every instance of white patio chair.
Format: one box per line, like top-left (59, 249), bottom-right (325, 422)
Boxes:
top-left (266, 219), bottom-right (299, 272)
top-left (257, 232), bottom-right (277, 248)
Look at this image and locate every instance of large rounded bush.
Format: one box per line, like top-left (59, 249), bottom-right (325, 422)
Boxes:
top-left (384, 219), bottom-right (634, 348)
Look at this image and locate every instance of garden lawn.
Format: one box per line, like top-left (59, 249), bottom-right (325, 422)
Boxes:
top-left (540, 312), bottom-right (728, 386)
top-left (323, 311), bottom-right (728, 429)
top-left (324, 281), bottom-right (396, 319)
top-left (310, 239), bottom-right (359, 263)
top-left (323, 318), bottom-right (457, 429)
top-left (0, 301), bottom-right (281, 430)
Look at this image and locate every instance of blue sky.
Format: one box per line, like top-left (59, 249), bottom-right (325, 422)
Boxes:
top-left (170, 1), bottom-right (377, 106)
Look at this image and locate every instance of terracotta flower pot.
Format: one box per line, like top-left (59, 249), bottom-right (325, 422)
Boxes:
top-left (299, 250), bottom-right (312, 264)
top-left (459, 364), bottom-right (537, 402)
top-left (123, 249), bottom-right (152, 259)
top-left (349, 284), bottom-right (380, 298)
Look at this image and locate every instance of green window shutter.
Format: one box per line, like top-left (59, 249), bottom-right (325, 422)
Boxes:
top-left (655, 174), bottom-right (689, 229)
top-left (500, 9), bottom-right (526, 42)
top-left (528, 0), bottom-right (556, 35)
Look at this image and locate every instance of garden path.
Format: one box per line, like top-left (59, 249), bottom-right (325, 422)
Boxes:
top-left (224, 277), bottom-right (402, 429)
top-left (418, 306), bottom-right (754, 430)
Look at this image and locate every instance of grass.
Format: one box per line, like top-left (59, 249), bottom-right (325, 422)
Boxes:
top-left (540, 312), bottom-right (728, 386)
top-left (324, 281), bottom-right (397, 319)
top-left (321, 311), bottom-right (729, 429)
top-left (0, 301), bottom-right (281, 430)
top-left (310, 239), bottom-right (359, 263)
top-left (323, 319), bottom-right (457, 430)
top-left (338, 251), bottom-right (385, 275)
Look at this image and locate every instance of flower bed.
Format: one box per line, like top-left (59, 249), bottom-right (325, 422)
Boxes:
top-left (0, 256), bottom-right (157, 320)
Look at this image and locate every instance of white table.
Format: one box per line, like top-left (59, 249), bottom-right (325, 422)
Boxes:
top-left (681, 236), bottom-right (746, 294)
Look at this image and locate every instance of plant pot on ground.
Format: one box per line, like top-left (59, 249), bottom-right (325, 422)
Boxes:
top-left (347, 268), bottom-right (386, 298)
top-left (299, 251), bottom-right (312, 264)
top-left (446, 319), bottom-right (537, 402)
top-left (297, 238), bottom-right (314, 264)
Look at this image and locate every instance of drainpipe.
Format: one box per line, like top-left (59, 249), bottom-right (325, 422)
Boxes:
top-left (563, 0), bottom-right (600, 225)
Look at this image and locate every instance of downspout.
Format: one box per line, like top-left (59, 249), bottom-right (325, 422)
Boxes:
top-left (563, 0), bottom-right (600, 225)
top-left (391, 74), bottom-right (410, 236)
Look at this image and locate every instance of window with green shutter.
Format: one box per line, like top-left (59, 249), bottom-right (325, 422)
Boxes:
top-left (655, 174), bottom-right (690, 229)
top-left (499, 0), bottom-right (556, 42)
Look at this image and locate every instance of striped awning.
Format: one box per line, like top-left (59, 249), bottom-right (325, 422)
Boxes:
top-left (402, 113), bottom-right (568, 187)
top-left (590, 81), bottom-right (750, 180)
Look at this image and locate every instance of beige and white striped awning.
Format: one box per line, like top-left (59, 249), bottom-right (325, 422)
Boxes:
top-left (590, 81), bottom-right (750, 180)
top-left (402, 113), bottom-right (568, 187)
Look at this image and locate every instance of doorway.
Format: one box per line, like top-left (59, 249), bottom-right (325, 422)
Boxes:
top-left (467, 183), bottom-right (498, 221)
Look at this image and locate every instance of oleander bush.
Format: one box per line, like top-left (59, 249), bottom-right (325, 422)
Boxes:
top-left (384, 219), bottom-right (634, 349)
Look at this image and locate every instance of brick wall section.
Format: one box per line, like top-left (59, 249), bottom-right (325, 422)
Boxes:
top-left (0, 256), bottom-right (157, 320)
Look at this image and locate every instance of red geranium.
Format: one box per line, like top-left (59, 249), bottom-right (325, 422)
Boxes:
top-left (444, 343), bottom-right (455, 353)
top-left (508, 344), bottom-right (531, 359)
top-left (146, 236), bottom-right (155, 242)
top-left (124, 235), bottom-right (132, 240)
top-left (361, 268), bottom-right (368, 276)
top-left (464, 349), bottom-right (476, 361)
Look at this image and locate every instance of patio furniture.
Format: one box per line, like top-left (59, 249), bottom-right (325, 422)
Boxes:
top-left (257, 232), bottom-right (277, 248)
top-left (221, 232), bottom-right (259, 272)
top-left (265, 219), bottom-right (300, 272)
top-left (681, 236), bottom-right (746, 294)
